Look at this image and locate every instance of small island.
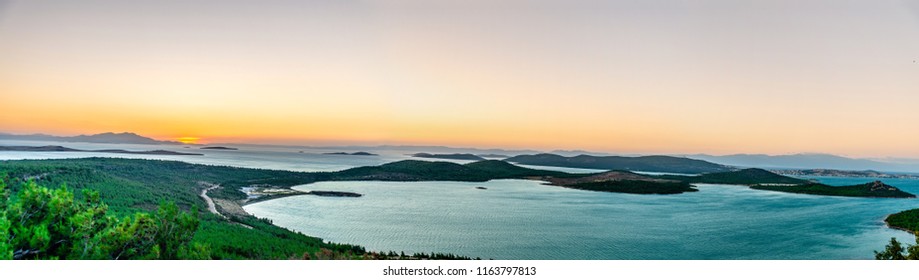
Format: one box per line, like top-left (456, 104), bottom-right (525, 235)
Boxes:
top-left (537, 170), bottom-right (698, 194)
top-left (201, 146), bottom-right (239, 150)
top-left (307, 191), bottom-right (362, 197)
top-left (412, 153), bottom-right (485, 161)
top-left (323, 152), bottom-right (378, 156)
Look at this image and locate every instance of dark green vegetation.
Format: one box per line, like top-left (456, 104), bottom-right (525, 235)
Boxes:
top-left (0, 180), bottom-right (205, 260)
top-left (566, 180), bottom-right (697, 195)
top-left (0, 145), bottom-right (202, 156)
top-left (884, 209), bottom-right (919, 233)
top-left (537, 170), bottom-right (699, 194)
top-left (332, 160), bottom-right (572, 182)
top-left (876, 237), bottom-right (919, 260)
top-left (412, 153), bottom-right (485, 161)
top-left (664, 168), bottom-right (809, 185)
top-left (751, 181), bottom-right (916, 198)
top-left (878, 209), bottom-right (919, 260)
top-left (504, 153), bottom-right (732, 173)
top-left (307, 191), bottom-right (362, 197)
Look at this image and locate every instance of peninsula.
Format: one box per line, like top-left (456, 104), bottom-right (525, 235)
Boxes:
top-left (751, 181), bottom-right (915, 198)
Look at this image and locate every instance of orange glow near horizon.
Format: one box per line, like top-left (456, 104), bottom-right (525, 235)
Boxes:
top-left (176, 137), bottom-right (200, 145)
top-left (1, 1), bottom-right (918, 158)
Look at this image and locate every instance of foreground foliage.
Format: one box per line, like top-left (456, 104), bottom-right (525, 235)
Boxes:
top-left (0, 179), bottom-right (204, 259)
top-left (876, 236), bottom-right (919, 260)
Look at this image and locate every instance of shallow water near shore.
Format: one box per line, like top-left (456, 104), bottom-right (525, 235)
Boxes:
top-left (244, 178), bottom-right (919, 259)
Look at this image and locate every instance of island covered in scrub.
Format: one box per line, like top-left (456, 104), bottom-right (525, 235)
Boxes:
top-left (0, 145), bottom-right (203, 156)
top-left (534, 170), bottom-right (697, 194)
top-left (504, 153), bottom-right (733, 174)
top-left (323, 152), bottom-right (378, 156)
top-left (411, 153), bottom-right (485, 161)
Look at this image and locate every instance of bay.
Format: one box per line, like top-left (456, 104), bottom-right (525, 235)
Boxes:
top-left (244, 179), bottom-right (919, 259)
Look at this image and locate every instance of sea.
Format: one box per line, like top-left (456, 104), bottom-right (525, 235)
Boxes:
top-left (2, 139), bottom-right (917, 259)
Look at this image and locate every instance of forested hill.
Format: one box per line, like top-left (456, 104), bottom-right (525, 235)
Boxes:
top-left (330, 160), bottom-right (572, 181)
top-left (662, 168), bottom-right (809, 185)
top-left (504, 153), bottom-right (732, 174)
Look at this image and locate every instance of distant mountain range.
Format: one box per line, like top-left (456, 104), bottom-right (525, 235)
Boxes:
top-left (684, 153), bottom-right (919, 173)
top-left (4, 131), bottom-right (918, 173)
top-left (0, 132), bottom-right (181, 145)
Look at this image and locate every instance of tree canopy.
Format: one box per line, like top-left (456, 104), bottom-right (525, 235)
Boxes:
top-left (0, 178), bottom-right (206, 260)
top-left (875, 236), bottom-right (919, 260)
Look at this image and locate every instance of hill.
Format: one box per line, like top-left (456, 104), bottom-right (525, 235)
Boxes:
top-left (331, 160), bottom-right (569, 182)
top-left (505, 153), bottom-right (732, 173)
top-left (666, 168), bottom-right (809, 185)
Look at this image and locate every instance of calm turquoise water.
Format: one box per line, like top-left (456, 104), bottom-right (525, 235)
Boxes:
top-left (244, 178), bottom-right (919, 260)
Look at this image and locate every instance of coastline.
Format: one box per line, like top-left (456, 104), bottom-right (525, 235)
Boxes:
top-left (883, 214), bottom-right (919, 236)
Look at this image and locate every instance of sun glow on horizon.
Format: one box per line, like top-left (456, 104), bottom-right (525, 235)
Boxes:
top-left (176, 137), bottom-right (200, 145)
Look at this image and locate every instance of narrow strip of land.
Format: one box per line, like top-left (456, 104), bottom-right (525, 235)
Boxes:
top-left (199, 183), bottom-right (226, 219)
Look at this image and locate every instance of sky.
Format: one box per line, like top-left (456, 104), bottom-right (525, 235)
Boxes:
top-left (0, 0), bottom-right (917, 157)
